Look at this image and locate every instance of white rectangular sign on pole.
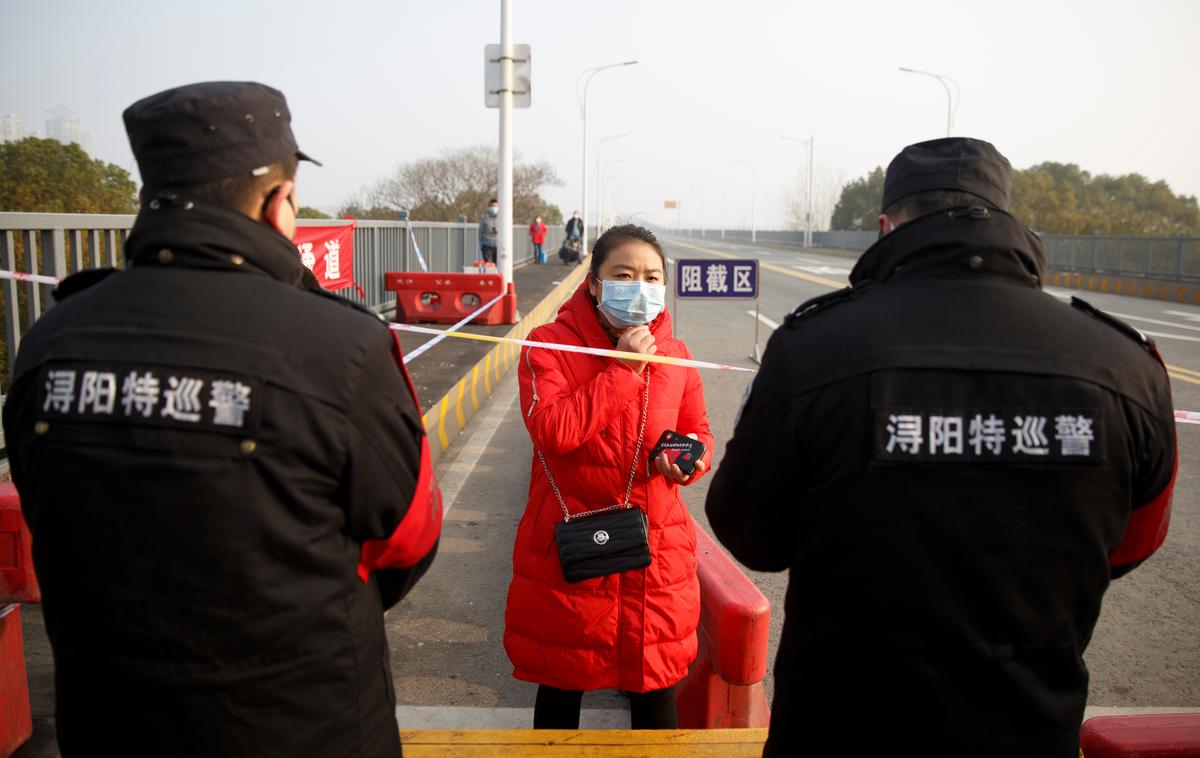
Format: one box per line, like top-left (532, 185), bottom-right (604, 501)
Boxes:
top-left (485, 44), bottom-right (531, 108)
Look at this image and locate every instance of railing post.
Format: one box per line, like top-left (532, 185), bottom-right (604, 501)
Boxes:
top-left (86, 230), bottom-right (99, 270)
top-left (40, 229), bottom-right (66, 311)
top-left (1179, 236), bottom-right (1187, 281)
top-left (2, 231), bottom-right (20, 384)
top-left (21, 231), bottom-right (40, 324)
top-left (69, 230), bottom-right (82, 273)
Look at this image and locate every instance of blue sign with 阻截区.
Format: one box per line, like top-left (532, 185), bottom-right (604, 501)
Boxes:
top-left (674, 258), bottom-right (758, 299)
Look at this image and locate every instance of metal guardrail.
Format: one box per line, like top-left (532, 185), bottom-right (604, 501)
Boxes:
top-left (0, 212), bottom-right (567, 390)
top-left (673, 227), bottom-right (1200, 281)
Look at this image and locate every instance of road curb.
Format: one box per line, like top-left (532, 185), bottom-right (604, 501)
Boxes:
top-left (419, 264), bottom-right (588, 465)
top-left (1046, 271), bottom-right (1200, 304)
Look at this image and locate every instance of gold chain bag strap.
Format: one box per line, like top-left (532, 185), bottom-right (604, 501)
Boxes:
top-left (537, 367), bottom-right (652, 583)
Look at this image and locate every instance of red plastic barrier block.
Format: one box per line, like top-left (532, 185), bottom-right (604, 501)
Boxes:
top-left (384, 272), bottom-right (515, 326)
top-left (0, 604), bottom-right (33, 757)
top-left (0, 484), bottom-right (39, 604)
top-left (694, 526), bottom-right (770, 685)
top-left (1081, 714), bottom-right (1200, 758)
top-left (676, 524), bottom-right (771, 729)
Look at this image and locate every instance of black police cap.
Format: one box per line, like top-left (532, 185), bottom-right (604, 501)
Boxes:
top-left (881, 137), bottom-right (1012, 213)
top-left (123, 81), bottom-right (320, 190)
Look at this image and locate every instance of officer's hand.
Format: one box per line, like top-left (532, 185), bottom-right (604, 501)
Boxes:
top-left (654, 433), bottom-right (707, 483)
top-left (616, 325), bottom-right (657, 373)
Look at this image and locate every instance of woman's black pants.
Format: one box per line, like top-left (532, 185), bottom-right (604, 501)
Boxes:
top-left (533, 684), bottom-right (678, 730)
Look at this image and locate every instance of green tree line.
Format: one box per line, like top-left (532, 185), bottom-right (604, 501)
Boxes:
top-left (831, 162), bottom-right (1200, 236)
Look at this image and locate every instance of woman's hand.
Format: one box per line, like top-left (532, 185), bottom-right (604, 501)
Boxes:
top-left (654, 433), bottom-right (708, 484)
top-left (615, 325), bottom-right (657, 373)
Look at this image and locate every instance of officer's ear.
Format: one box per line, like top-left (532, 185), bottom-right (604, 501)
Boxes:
top-left (263, 180), bottom-right (298, 240)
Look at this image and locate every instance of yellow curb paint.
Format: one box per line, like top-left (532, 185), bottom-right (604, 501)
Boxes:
top-left (470, 365), bottom-right (480, 411)
top-left (455, 379), bottom-right (466, 429)
top-left (1087, 276), bottom-right (1096, 290)
top-left (1178, 287), bottom-right (1188, 302)
top-left (484, 354), bottom-right (493, 396)
top-left (437, 395), bottom-right (449, 450)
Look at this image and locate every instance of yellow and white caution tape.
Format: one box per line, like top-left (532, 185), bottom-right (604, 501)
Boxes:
top-left (389, 322), bottom-right (757, 373)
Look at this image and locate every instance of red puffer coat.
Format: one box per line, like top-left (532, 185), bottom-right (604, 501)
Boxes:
top-left (503, 281), bottom-right (714, 693)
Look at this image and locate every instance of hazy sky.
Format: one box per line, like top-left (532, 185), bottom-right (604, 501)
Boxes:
top-left (4, 0), bottom-right (1198, 230)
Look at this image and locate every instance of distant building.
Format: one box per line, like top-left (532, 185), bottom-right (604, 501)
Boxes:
top-left (1, 114), bottom-right (25, 142)
top-left (45, 106), bottom-right (93, 154)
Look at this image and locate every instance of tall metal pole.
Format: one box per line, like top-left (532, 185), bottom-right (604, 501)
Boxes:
top-left (780, 135), bottom-right (814, 247)
top-left (498, 0), bottom-right (514, 285)
top-left (806, 135), bottom-right (814, 248)
top-left (595, 134), bottom-right (627, 237)
top-left (735, 160), bottom-right (756, 243)
top-left (578, 61), bottom-right (637, 259)
top-left (599, 159), bottom-right (624, 235)
top-left (899, 67), bottom-right (959, 138)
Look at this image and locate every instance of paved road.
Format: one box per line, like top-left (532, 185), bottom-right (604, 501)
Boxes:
top-left (388, 235), bottom-right (1198, 727)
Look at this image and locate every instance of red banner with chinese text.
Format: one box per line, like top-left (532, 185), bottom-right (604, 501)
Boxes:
top-left (293, 223), bottom-right (359, 293)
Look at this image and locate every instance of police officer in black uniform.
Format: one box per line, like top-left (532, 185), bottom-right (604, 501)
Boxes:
top-left (705, 138), bottom-right (1176, 758)
top-left (3, 81), bottom-right (442, 757)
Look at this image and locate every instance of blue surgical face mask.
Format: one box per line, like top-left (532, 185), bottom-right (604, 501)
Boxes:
top-left (596, 279), bottom-right (666, 327)
top-left (488, 206), bottom-right (498, 216)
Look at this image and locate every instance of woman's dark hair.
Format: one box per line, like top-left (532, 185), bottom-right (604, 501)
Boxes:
top-left (589, 224), bottom-right (667, 279)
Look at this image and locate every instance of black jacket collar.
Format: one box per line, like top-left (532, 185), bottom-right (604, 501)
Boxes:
top-left (125, 201), bottom-right (315, 288)
top-left (849, 206), bottom-right (1047, 290)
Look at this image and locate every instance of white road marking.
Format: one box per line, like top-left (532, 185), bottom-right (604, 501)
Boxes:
top-left (1105, 312), bottom-right (1200, 334)
top-left (791, 264), bottom-right (852, 276)
top-left (1042, 289), bottom-right (1200, 335)
top-left (1141, 330), bottom-right (1200, 344)
top-left (436, 378), bottom-right (521, 514)
top-left (1163, 309), bottom-right (1200, 323)
top-left (747, 310), bottom-right (781, 330)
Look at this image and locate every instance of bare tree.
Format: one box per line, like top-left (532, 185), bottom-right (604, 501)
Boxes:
top-left (349, 145), bottom-right (564, 223)
top-left (785, 164), bottom-right (845, 232)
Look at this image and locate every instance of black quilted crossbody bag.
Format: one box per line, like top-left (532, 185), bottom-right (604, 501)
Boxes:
top-left (539, 369), bottom-right (652, 583)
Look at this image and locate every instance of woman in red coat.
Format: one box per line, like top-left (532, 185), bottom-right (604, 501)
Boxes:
top-left (504, 224), bottom-right (714, 729)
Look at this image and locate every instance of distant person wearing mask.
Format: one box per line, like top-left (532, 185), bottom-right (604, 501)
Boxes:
top-left (529, 215), bottom-right (548, 264)
top-left (706, 137), bottom-right (1176, 757)
top-left (480, 198), bottom-right (499, 264)
top-left (565, 210), bottom-right (583, 241)
top-left (505, 224), bottom-right (714, 730)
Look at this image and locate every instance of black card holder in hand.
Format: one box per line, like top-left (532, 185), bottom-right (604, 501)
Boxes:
top-left (554, 507), bottom-right (651, 583)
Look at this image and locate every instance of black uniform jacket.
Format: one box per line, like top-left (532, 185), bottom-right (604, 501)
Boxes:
top-left (3, 203), bottom-right (441, 757)
top-left (705, 207), bottom-right (1176, 758)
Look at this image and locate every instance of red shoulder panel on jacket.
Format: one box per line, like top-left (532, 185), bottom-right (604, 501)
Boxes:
top-left (1110, 451), bottom-right (1175, 569)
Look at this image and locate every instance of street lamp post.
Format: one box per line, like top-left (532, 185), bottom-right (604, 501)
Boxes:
top-left (780, 135), bottom-right (815, 247)
top-left (734, 160), bottom-right (756, 243)
top-left (578, 61), bottom-right (637, 258)
top-left (899, 67), bottom-right (960, 137)
top-left (595, 133), bottom-right (628, 236)
top-left (599, 159), bottom-right (624, 234)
